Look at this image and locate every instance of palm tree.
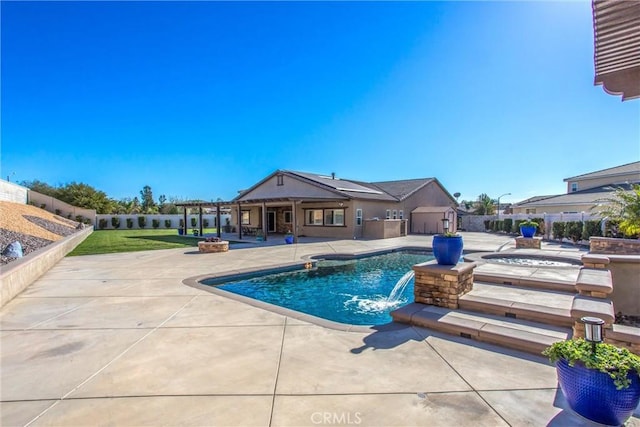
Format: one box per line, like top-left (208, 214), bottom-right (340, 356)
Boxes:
top-left (594, 184), bottom-right (640, 238)
top-left (474, 193), bottom-right (496, 215)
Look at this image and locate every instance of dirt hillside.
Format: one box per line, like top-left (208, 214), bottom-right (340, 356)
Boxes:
top-left (0, 201), bottom-right (81, 264)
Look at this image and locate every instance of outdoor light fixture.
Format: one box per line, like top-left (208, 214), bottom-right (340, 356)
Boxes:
top-left (582, 316), bottom-right (605, 353)
top-left (442, 218), bottom-right (450, 233)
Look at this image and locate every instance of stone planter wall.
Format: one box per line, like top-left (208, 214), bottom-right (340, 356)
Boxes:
top-left (198, 241), bottom-right (229, 253)
top-left (590, 237), bottom-right (640, 255)
top-left (413, 261), bottom-right (476, 309)
top-left (515, 236), bottom-right (542, 249)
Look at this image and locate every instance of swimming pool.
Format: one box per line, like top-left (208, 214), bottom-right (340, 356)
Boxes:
top-left (204, 251), bottom-right (433, 326)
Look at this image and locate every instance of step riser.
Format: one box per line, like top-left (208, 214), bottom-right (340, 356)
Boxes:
top-left (458, 300), bottom-right (574, 328)
top-left (405, 315), bottom-right (560, 356)
top-left (473, 274), bottom-right (576, 294)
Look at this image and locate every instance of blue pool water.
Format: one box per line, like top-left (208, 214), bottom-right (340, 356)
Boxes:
top-left (210, 251), bottom-right (433, 325)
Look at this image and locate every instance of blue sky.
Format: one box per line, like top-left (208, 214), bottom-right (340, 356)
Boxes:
top-left (2, 1), bottom-right (638, 204)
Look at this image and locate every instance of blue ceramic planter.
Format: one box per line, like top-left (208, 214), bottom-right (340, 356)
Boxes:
top-left (520, 225), bottom-right (537, 238)
top-left (432, 235), bottom-right (463, 265)
top-left (556, 359), bottom-right (640, 426)
top-left (284, 235), bottom-right (294, 244)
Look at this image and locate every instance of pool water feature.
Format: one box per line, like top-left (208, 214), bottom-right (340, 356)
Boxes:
top-left (207, 251), bottom-right (433, 325)
top-left (482, 254), bottom-right (581, 267)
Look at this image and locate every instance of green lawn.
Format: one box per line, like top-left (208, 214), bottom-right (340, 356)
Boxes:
top-left (68, 228), bottom-right (220, 256)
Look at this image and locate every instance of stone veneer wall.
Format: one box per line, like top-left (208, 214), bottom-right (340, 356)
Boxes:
top-left (413, 261), bottom-right (476, 309)
top-left (515, 237), bottom-right (542, 249)
top-left (590, 237), bottom-right (640, 255)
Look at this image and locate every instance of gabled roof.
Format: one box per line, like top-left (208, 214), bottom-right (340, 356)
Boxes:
top-left (514, 183), bottom-right (637, 208)
top-left (232, 170), bottom-right (451, 203)
top-left (513, 195), bottom-right (558, 206)
top-left (369, 178), bottom-right (435, 201)
top-left (564, 161), bottom-right (640, 182)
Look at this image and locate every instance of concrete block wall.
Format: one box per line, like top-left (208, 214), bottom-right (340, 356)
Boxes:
top-left (0, 179), bottom-right (28, 204)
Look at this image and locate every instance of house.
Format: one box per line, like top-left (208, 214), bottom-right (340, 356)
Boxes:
top-left (229, 170), bottom-right (457, 240)
top-left (512, 161), bottom-right (640, 214)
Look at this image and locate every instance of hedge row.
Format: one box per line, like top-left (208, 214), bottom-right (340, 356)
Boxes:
top-left (484, 218), bottom-right (546, 235)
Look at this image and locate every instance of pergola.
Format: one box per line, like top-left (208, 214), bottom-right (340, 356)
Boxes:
top-left (592, 0), bottom-right (640, 101)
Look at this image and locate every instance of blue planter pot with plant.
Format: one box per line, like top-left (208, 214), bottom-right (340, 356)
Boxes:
top-left (519, 219), bottom-right (538, 238)
top-left (432, 233), bottom-right (463, 265)
top-left (284, 231), bottom-right (294, 244)
top-left (544, 338), bottom-right (640, 426)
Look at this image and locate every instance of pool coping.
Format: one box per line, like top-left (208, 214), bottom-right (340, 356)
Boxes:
top-left (183, 245), bottom-right (440, 333)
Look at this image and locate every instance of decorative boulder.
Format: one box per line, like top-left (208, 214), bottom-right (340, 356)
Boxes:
top-left (2, 241), bottom-right (24, 258)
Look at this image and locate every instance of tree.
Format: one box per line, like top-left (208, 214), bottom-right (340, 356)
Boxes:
top-left (20, 180), bottom-right (58, 197)
top-left (55, 182), bottom-right (115, 214)
top-left (474, 193), bottom-right (496, 215)
top-left (140, 185), bottom-right (157, 213)
top-left (594, 184), bottom-right (640, 238)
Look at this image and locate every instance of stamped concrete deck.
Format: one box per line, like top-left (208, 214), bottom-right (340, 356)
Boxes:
top-left (2, 233), bottom-right (639, 426)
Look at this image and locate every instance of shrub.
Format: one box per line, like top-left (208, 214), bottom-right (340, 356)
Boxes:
top-left (138, 216), bottom-right (146, 229)
top-left (164, 219), bottom-right (172, 228)
top-left (604, 219), bottom-right (622, 238)
top-left (552, 221), bottom-right (565, 240)
top-left (179, 219), bottom-right (185, 227)
top-left (111, 217), bottom-right (121, 229)
top-left (503, 218), bottom-right (513, 233)
top-left (190, 217), bottom-right (197, 227)
top-left (484, 220), bottom-right (490, 231)
top-left (126, 218), bottom-right (134, 229)
top-left (582, 220), bottom-right (602, 241)
top-left (55, 209), bottom-right (61, 215)
top-left (152, 219), bottom-right (160, 229)
top-left (76, 215), bottom-right (84, 223)
top-left (565, 221), bottom-right (583, 242)
top-left (98, 218), bottom-right (108, 229)
top-left (203, 219), bottom-right (209, 227)
top-left (531, 217), bottom-right (545, 235)
top-left (40, 204), bottom-right (46, 209)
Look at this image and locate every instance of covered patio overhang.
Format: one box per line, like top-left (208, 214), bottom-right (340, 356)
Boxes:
top-left (177, 196), bottom-right (350, 242)
top-left (592, 0), bottom-right (640, 101)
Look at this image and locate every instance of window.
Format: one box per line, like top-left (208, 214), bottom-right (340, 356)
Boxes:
top-left (305, 208), bottom-right (345, 226)
top-left (526, 208), bottom-right (537, 214)
top-left (385, 209), bottom-right (391, 219)
top-left (284, 210), bottom-right (292, 223)
top-left (570, 183), bottom-right (578, 192)
top-left (355, 209), bottom-right (363, 226)
top-left (392, 210), bottom-right (397, 219)
top-left (306, 209), bottom-right (323, 225)
top-left (399, 210), bottom-right (404, 220)
top-left (277, 174), bottom-right (284, 186)
top-left (241, 210), bottom-right (250, 225)
top-left (325, 209), bottom-right (344, 226)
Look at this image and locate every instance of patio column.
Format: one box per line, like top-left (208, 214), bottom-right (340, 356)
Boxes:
top-left (262, 202), bottom-right (267, 241)
top-left (216, 203), bottom-right (222, 238)
top-left (183, 209), bottom-right (187, 235)
top-left (291, 200), bottom-right (297, 243)
top-left (199, 205), bottom-right (203, 236)
top-left (237, 203), bottom-right (243, 239)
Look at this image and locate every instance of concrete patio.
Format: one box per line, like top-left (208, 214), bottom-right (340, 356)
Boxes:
top-left (1, 232), bottom-right (639, 426)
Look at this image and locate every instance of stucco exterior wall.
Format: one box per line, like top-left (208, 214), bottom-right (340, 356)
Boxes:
top-left (567, 171), bottom-right (640, 193)
top-left (239, 174), bottom-right (345, 200)
top-left (608, 256), bottom-right (640, 316)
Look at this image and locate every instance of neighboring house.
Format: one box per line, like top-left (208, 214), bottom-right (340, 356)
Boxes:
top-left (512, 161), bottom-right (640, 214)
top-left (230, 170), bottom-right (457, 239)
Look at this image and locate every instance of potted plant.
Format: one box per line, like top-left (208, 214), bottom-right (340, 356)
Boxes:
top-left (519, 219), bottom-right (538, 238)
top-left (284, 230), bottom-right (294, 244)
top-left (432, 232), bottom-right (463, 265)
top-left (255, 229), bottom-right (265, 242)
top-left (543, 338), bottom-right (640, 425)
